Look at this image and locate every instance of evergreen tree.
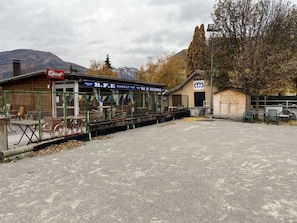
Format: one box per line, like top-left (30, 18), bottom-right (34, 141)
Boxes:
top-left (88, 59), bottom-right (117, 77)
top-left (104, 54), bottom-right (113, 69)
top-left (186, 24), bottom-right (209, 76)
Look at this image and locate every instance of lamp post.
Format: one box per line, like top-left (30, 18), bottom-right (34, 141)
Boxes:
top-left (207, 24), bottom-right (220, 115)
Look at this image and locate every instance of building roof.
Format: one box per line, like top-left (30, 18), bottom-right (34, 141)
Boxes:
top-left (164, 69), bottom-right (206, 95)
top-left (213, 88), bottom-right (250, 95)
top-left (0, 70), bottom-right (166, 88)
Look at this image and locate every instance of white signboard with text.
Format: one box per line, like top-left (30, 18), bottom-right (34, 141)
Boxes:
top-left (193, 80), bottom-right (204, 90)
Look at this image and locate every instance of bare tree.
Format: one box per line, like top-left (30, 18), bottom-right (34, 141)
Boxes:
top-left (88, 59), bottom-right (117, 77)
top-left (212, 0), bottom-right (297, 112)
top-left (137, 53), bottom-right (186, 89)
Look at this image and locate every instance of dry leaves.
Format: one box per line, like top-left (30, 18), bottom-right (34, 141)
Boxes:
top-left (29, 140), bottom-right (85, 157)
top-left (28, 135), bottom-right (112, 158)
top-left (182, 117), bottom-right (208, 122)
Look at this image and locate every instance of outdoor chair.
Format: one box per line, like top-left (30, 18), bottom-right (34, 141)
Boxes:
top-left (242, 110), bottom-right (255, 123)
top-left (17, 106), bottom-right (25, 120)
top-left (266, 109), bottom-right (280, 125)
top-left (42, 117), bottom-right (63, 137)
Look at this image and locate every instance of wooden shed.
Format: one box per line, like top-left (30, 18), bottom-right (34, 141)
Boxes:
top-left (213, 88), bottom-right (251, 120)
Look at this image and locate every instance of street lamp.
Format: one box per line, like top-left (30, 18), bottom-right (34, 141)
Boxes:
top-left (207, 24), bottom-right (220, 115)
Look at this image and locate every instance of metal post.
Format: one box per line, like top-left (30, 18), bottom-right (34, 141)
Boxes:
top-left (210, 35), bottom-right (214, 115)
top-left (63, 92), bottom-right (67, 134)
top-left (207, 24), bottom-right (220, 116)
top-left (37, 92), bottom-right (42, 140)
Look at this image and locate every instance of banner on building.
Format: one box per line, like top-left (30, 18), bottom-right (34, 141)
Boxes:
top-left (82, 80), bottom-right (164, 92)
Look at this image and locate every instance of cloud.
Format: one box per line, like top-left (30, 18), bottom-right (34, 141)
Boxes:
top-left (0, 0), bottom-right (217, 69)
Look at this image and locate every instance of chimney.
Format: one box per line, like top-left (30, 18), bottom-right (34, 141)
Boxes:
top-left (13, 60), bottom-right (21, 76)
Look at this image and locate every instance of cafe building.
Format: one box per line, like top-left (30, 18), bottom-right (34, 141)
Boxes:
top-left (0, 65), bottom-right (165, 119)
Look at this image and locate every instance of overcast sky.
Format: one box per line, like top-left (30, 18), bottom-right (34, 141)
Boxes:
top-left (0, 0), bottom-right (232, 69)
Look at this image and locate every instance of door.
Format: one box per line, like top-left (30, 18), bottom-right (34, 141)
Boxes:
top-left (54, 84), bottom-right (76, 117)
top-left (194, 92), bottom-right (205, 106)
top-left (172, 94), bottom-right (182, 106)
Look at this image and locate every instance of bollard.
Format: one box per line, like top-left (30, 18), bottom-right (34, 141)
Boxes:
top-left (0, 117), bottom-right (10, 151)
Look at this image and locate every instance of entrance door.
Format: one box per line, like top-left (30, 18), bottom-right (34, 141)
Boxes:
top-left (54, 84), bottom-right (76, 117)
top-left (194, 92), bottom-right (205, 106)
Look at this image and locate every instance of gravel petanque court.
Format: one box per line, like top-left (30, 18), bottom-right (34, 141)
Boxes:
top-left (0, 119), bottom-right (297, 223)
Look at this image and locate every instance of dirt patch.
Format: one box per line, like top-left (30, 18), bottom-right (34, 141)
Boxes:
top-left (28, 135), bottom-right (113, 158)
top-left (182, 117), bottom-right (209, 122)
top-left (282, 120), bottom-right (297, 126)
top-left (29, 140), bottom-right (86, 157)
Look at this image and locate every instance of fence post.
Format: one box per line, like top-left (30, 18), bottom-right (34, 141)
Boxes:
top-left (0, 88), bottom-right (9, 151)
top-left (0, 117), bottom-right (10, 151)
top-left (37, 91), bottom-right (42, 140)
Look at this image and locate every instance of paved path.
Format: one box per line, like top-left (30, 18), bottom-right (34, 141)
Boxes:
top-left (1, 119), bottom-right (297, 222)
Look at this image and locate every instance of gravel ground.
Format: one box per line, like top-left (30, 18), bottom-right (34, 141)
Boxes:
top-left (1, 119), bottom-right (297, 223)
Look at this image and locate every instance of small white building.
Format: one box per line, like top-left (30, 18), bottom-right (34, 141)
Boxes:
top-left (213, 88), bottom-right (251, 120)
top-left (164, 69), bottom-right (218, 116)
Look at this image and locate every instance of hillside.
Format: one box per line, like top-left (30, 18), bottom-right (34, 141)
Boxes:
top-left (0, 49), bottom-right (140, 80)
top-left (0, 49), bottom-right (186, 81)
top-left (0, 49), bottom-right (88, 79)
top-left (175, 49), bottom-right (187, 60)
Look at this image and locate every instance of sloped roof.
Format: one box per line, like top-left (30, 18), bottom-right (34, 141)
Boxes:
top-left (213, 88), bottom-right (251, 95)
top-left (0, 70), bottom-right (165, 88)
top-left (164, 69), bottom-right (206, 95)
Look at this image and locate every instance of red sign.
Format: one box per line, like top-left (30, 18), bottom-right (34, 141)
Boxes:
top-left (47, 68), bottom-right (65, 80)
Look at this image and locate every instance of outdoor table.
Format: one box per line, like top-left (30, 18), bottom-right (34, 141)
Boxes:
top-left (7, 114), bottom-right (17, 132)
top-left (10, 120), bottom-right (41, 145)
top-left (98, 105), bottom-right (111, 118)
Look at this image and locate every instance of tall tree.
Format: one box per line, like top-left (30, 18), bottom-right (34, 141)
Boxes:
top-left (186, 24), bottom-right (209, 76)
top-left (136, 65), bottom-right (148, 82)
top-left (88, 59), bottom-right (103, 75)
top-left (213, 0), bottom-right (297, 96)
top-left (137, 53), bottom-right (186, 89)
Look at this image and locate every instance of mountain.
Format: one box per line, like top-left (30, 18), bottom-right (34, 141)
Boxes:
top-left (0, 49), bottom-right (185, 81)
top-left (0, 49), bottom-right (140, 80)
top-left (115, 67), bottom-right (138, 80)
top-left (175, 49), bottom-right (187, 60)
top-left (0, 49), bottom-right (88, 79)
